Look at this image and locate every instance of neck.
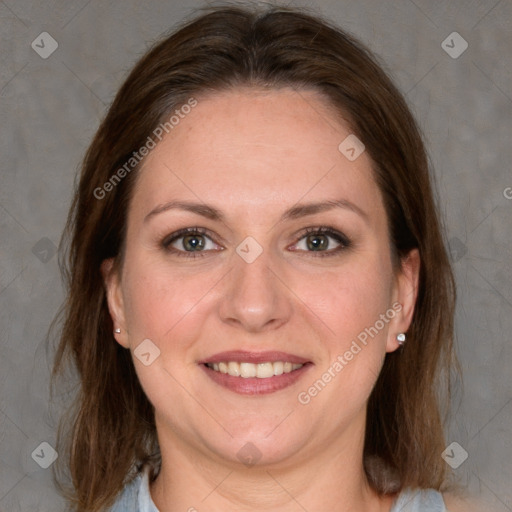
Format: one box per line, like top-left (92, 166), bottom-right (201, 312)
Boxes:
top-left (149, 413), bottom-right (395, 512)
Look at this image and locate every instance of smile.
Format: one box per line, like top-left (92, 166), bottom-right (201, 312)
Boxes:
top-left (205, 361), bottom-right (304, 378)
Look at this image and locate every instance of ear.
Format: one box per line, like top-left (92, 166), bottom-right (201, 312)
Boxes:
top-left (100, 257), bottom-right (129, 349)
top-left (386, 248), bottom-right (420, 353)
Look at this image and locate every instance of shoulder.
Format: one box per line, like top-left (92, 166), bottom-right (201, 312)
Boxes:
top-left (108, 472), bottom-right (142, 512)
top-left (391, 487), bottom-right (446, 511)
top-left (390, 488), bottom-right (487, 512)
top-left (442, 491), bottom-right (490, 512)
top-left (108, 464), bottom-right (159, 512)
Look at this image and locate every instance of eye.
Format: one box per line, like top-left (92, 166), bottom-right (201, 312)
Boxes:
top-left (289, 227), bottom-right (351, 257)
top-left (162, 227), bottom-right (222, 258)
top-left (161, 226), bottom-right (351, 259)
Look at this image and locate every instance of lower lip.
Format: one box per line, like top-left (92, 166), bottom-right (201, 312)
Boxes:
top-left (200, 363), bottom-right (313, 395)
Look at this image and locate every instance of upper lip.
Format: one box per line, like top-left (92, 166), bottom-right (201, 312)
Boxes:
top-left (199, 350), bottom-right (311, 365)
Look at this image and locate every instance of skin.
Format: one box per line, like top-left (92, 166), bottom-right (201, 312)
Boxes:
top-left (102, 87), bottom-right (421, 512)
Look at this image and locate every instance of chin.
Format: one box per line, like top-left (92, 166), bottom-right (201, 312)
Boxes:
top-left (203, 426), bottom-right (308, 469)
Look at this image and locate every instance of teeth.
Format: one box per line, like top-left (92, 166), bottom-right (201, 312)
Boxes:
top-left (273, 361), bottom-right (284, 375)
top-left (256, 362), bottom-right (274, 378)
top-left (206, 361), bottom-right (304, 378)
top-left (228, 361), bottom-right (240, 377)
top-left (240, 362), bottom-right (256, 378)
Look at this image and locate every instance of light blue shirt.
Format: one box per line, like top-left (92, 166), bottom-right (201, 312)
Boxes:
top-left (109, 464), bottom-right (447, 511)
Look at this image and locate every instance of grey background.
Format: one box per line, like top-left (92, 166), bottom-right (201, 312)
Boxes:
top-left (0, 0), bottom-right (511, 510)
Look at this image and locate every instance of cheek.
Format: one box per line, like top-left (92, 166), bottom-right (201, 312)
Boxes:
top-left (291, 256), bottom-right (393, 402)
top-left (292, 259), bottom-right (393, 343)
top-left (120, 261), bottom-right (212, 407)
top-left (296, 269), bottom-right (391, 412)
top-left (121, 257), bottom-right (219, 347)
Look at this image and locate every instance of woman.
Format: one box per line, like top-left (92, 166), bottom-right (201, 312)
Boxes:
top-left (51, 4), bottom-right (472, 511)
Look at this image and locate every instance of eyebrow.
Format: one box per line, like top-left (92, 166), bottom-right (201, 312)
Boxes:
top-left (144, 198), bottom-right (369, 224)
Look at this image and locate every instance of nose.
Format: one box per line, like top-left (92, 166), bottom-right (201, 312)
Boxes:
top-left (217, 245), bottom-right (293, 333)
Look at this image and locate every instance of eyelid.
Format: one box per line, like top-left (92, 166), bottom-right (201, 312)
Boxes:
top-left (292, 226), bottom-right (350, 246)
top-left (287, 226), bottom-right (351, 257)
top-left (162, 227), bottom-right (222, 257)
top-left (161, 225), bottom-right (351, 258)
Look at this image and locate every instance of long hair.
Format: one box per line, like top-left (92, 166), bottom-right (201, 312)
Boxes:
top-left (49, 4), bottom-right (458, 511)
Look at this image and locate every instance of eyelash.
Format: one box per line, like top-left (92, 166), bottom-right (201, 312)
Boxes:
top-left (161, 226), bottom-right (351, 259)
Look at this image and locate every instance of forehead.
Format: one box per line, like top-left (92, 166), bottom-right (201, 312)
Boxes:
top-left (130, 87), bottom-right (384, 225)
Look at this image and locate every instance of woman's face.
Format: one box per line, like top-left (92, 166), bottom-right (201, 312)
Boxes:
top-left (103, 87), bottom-right (419, 468)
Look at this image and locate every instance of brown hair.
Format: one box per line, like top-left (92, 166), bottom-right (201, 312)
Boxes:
top-left (49, 4), bottom-right (458, 511)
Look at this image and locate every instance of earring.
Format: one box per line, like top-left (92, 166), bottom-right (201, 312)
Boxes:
top-left (114, 328), bottom-right (121, 334)
top-left (396, 333), bottom-right (406, 346)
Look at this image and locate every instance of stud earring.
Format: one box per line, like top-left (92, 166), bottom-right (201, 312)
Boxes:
top-left (114, 328), bottom-right (121, 334)
top-left (396, 333), bottom-right (406, 346)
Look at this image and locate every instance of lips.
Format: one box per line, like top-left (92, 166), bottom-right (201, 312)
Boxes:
top-left (198, 350), bottom-right (313, 395)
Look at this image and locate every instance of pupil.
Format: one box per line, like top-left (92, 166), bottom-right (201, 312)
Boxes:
top-left (184, 234), bottom-right (204, 251)
top-left (307, 234), bottom-right (327, 251)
